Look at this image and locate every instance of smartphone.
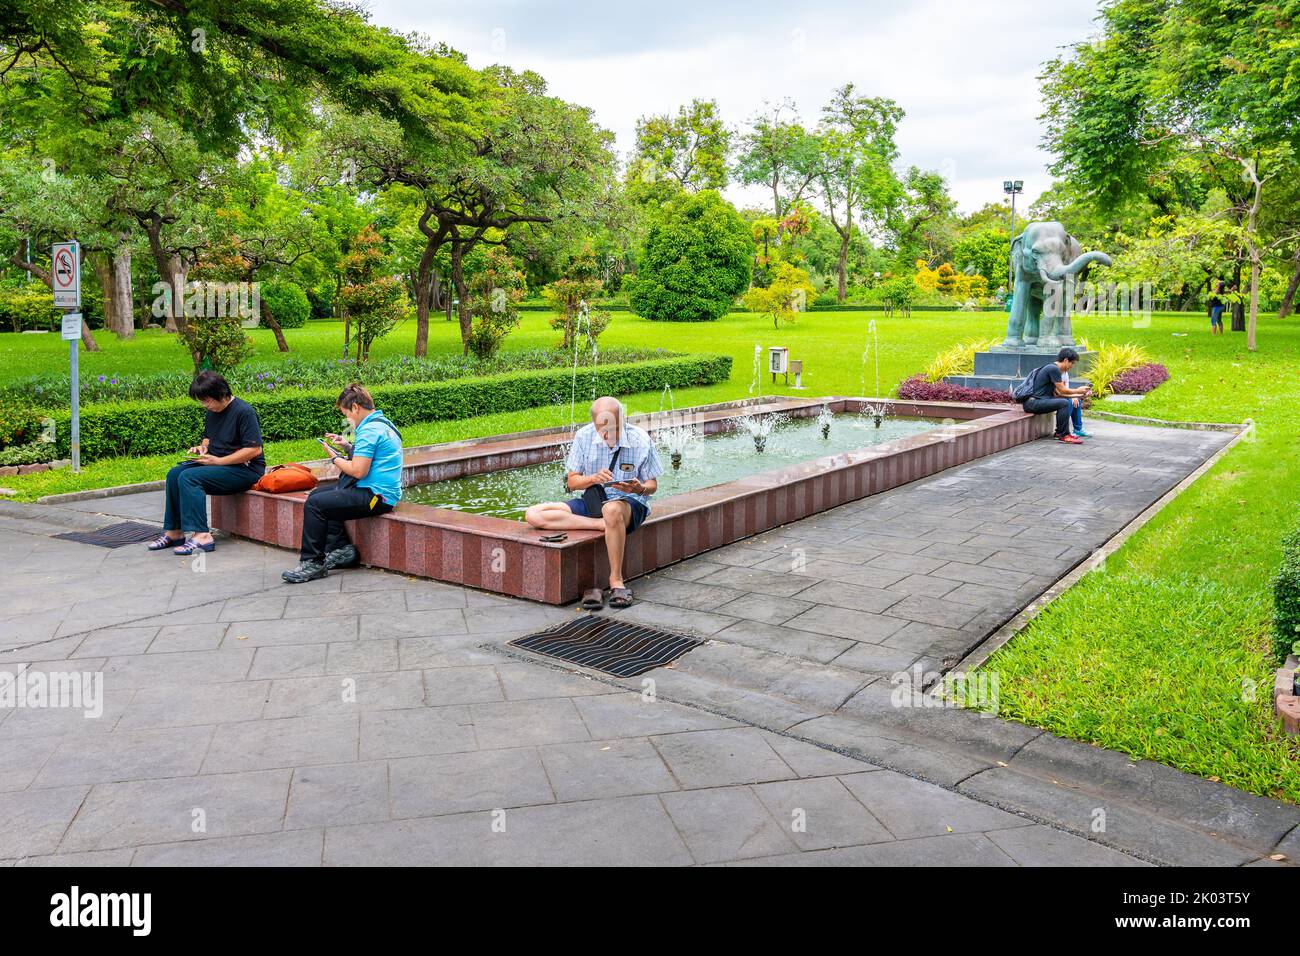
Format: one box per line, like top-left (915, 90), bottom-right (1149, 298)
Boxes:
top-left (316, 437), bottom-right (337, 454)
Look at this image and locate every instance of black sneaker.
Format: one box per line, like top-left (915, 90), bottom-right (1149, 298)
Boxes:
top-left (324, 544), bottom-right (359, 571)
top-left (282, 559), bottom-right (327, 584)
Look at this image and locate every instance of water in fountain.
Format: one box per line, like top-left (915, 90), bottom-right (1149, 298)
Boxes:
top-left (748, 343), bottom-right (762, 398)
top-left (816, 403), bottom-right (834, 440)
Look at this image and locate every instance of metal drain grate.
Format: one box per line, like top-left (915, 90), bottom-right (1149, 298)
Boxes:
top-left (510, 615), bottom-right (704, 678)
top-left (53, 521), bottom-right (163, 549)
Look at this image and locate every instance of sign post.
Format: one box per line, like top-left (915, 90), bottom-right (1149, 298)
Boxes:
top-left (53, 241), bottom-right (82, 473)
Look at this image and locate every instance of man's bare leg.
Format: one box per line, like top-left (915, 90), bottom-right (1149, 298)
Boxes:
top-left (524, 501), bottom-right (604, 532)
top-left (600, 500), bottom-right (631, 589)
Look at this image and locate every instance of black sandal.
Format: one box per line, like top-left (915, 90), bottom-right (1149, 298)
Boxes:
top-left (581, 588), bottom-right (605, 610)
top-left (608, 587), bottom-right (634, 609)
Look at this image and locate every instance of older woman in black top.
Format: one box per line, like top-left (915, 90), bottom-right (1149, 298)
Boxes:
top-left (147, 371), bottom-right (265, 555)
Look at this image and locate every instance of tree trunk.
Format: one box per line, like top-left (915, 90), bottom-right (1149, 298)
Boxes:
top-left (260, 298), bottom-right (289, 352)
top-left (836, 230), bottom-right (849, 303)
top-left (413, 248), bottom-right (434, 357)
top-left (112, 246), bottom-right (134, 338)
top-left (1279, 252), bottom-right (1300, 319)
top-left (91, 253), bottom-right (117, 333)
top-left (451, 242), bottom-right (472, 355)
top-left (1230, 261), bottom-right (1245, 332)
top-left (79, 316), bottom-right (99, 351)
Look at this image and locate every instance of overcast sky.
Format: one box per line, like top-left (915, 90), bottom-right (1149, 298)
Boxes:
top-left (368, 0), bottom-right (1104, 214)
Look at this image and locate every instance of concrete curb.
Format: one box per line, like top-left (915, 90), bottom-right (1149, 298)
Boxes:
top-left (945, 416), bottom-right (1254, 678)
top-left (37, 480), bottom-right (166, 504)
top-left (1087, 408), bottom-right (1245, 432)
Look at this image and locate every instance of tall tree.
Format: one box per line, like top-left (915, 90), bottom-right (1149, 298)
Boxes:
top-left (733, 101), bottom-right (820, 220)
top-left (633, 98), bottom-right (730, 193)
top-left (1041, 0), bottom-right (1300, 350)
top-left (814, 85), bottom-right (904, 302)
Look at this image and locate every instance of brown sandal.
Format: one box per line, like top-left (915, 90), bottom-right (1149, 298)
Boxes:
top-left (608, 587), bottom-right (634, 609)
top-left (581, 588), bottom-right (605, 610)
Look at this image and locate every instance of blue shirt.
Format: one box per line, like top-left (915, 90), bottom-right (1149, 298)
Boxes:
top-left (352, 409), bottom-right (403, 505)
top-left (565, 422), bottom-right (664, 511)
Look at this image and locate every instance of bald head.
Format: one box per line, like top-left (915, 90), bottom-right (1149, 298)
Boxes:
top-left (591, 396), bottom-right (623, 445)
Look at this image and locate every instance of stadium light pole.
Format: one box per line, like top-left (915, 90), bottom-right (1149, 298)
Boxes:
top-left (1003, 179), bottom-right (1023, 288)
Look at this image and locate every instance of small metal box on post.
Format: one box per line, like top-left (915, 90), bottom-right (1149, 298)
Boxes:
top-left (769, 346), bottom-right (789, 386)
top-left (52, 240), bottom-right (82, 473)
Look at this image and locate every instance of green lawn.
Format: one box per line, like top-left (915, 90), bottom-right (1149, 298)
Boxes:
top-left (3, 307), bottom-right (1298, 800)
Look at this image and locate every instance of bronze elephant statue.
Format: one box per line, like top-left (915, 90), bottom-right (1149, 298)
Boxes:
top-left (1003, 221), bottom-right (1111, 348)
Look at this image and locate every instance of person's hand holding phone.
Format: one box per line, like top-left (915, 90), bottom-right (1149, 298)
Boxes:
top-left (589, 468), bottom-right (614, 486)
top-left (612, 478), bottom-right (645, 495)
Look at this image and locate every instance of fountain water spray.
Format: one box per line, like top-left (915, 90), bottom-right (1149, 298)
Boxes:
top-left (859, 319), bottom-right (880, 399)
top-left (748, 343), bottom-right (762, 398)
top-left (656, 415), bottom-right (701, 471)
top-left (861, 401), bottom-right (889, 428)
top-left (731, 411), bottom-right (784, 453)
top-left (817, 404), bottom-right (834, 440)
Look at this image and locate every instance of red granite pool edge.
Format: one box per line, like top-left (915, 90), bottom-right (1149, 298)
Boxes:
top-left (211, 397), bottom-right (1050, 604)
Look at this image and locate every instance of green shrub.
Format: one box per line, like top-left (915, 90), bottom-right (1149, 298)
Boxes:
top-left (186, 315), bottom-right (254, 374)
top-left (0, 283), bottom-right (60, 333)
top-left (41, 354), bottom-right (733, 462)
top-left (0, 400), bottom-right (42, 449)
top-left (630, 190), bottom-right (752, 322)
top-left (260, 280), bottom-right (311, 329)
top-left (0, 348), bottom-right (678, 407)
top-left (0, 440), bottom-right (56, 467)
top-left (1273, 524), bottom-right (1300, 663)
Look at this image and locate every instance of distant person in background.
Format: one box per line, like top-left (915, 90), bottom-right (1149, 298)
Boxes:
top-left (148, 371), bottom-right (265, 555)
top-left (282, 383), bottom-right (403, 584)
top-left (1208, 281), bottom-right (1226, 335)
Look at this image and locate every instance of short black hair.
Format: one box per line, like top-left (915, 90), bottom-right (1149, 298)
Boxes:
top-left (1057, 347), bottom-right (1080, 364)
top-left (189, 370), bottom-right (232, 401)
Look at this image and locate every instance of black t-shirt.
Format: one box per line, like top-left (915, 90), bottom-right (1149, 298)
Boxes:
top-left (203, 397), bottom-right (266, 475)
top-left (1030, 363), bottom-right (1063, 399)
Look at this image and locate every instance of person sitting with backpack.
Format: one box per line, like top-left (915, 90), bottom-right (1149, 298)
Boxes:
top-left (282, 383), bottom-right (403, 583)
top-left (1014, 347), bottom-right (1092, 445)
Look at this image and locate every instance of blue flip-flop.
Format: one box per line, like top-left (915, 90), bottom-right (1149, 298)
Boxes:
top-left (173, 539), bottom-right (216, 555)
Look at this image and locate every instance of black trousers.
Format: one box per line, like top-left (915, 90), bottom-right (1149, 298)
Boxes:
top-left (1023, 396), bottom-right (1071, 437)
top-left (299, 484), bottom-right (393, 560)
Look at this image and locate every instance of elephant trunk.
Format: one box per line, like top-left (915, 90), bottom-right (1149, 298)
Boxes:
top-left (1042, 250), bottom-right (1112, 281)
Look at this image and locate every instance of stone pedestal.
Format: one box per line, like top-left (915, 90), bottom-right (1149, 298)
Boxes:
top-left (945, 348), bottom-right (1095, 392)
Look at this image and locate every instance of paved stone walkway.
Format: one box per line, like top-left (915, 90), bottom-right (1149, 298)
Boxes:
top-left (1, 419), bottom-right (1295, 866)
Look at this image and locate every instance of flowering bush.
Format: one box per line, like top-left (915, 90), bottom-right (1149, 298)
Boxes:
top-left (896, 374), bottom-right (1016, 404)
top-left (1108, 363), bottom-right (1170, 395)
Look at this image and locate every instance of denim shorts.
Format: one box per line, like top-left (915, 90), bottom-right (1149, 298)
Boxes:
top-left (566, 496), bottom-right (649, 533)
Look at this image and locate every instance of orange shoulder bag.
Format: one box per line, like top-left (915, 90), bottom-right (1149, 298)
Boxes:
top-left (252, 463), bottom-right (318, 494)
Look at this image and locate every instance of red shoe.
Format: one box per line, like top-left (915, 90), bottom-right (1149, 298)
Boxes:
top-left (1056, 434), bottom-right (1085, 444)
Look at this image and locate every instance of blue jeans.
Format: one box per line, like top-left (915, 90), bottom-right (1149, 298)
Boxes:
top-left (1071, 400), bottom-right (1084, 433)
top-left (1210, 304), bottom-right (1224, 328)
top-left (163, 462), bottom-right (259, 533)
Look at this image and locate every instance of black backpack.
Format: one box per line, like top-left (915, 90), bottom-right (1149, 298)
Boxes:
top-left (1012, 365), bottom-right (1048, 403)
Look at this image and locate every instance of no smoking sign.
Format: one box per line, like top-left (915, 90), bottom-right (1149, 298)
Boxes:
top-left (52, 240), bottom-right (81, 308)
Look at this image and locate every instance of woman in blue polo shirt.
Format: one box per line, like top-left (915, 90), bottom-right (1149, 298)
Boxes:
top-left (282, 383), bottom-right (403, 584)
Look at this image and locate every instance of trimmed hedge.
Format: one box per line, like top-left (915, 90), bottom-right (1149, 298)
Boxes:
top-left (1273, 524), bottom-right (1300, 663)
top-left (43, 354), bottom-right (732, 462)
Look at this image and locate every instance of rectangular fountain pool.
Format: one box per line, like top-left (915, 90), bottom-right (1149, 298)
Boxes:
top-left (404, 413), bottom-right (947, 520)
top-left (210, 396), bottom-right (1052, 604)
